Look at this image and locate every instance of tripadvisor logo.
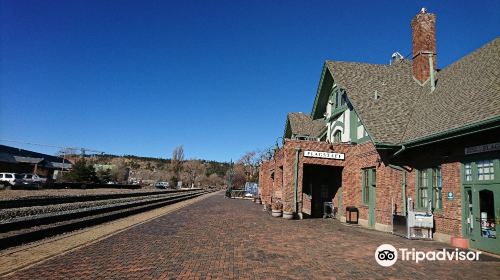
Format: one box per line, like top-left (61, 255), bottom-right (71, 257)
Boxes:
top-left (375, 244), bottom-right (481, 267)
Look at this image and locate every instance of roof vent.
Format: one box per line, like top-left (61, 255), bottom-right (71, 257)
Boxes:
top-left (390, 52), bottom-right (404, 65)
top-left (373, 90), bottom-right (380, 100)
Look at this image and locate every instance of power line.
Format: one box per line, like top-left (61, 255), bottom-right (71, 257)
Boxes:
top-left (0, 139), bottom-right (104, 154)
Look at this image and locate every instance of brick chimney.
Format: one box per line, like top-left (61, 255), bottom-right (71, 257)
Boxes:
top-left (411, 8), bottom-right (436, 84)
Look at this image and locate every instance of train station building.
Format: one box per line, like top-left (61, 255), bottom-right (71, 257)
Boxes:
top-left (258, 9), bottom-right (500, 255)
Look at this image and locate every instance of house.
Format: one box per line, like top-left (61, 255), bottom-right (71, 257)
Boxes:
top-left (0, 144), bottom-right (73, 179)
top-left (259, 9), bottom-right (500, 254)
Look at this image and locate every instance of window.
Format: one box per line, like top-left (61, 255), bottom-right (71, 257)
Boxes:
top-left (464, 162), bottom-right (472, 182)
top-left (477, 160), bottom-right (494, 181)
top-left (362, 169), bottom-right (369, 205)
top-left (5, 174), bottom-right (12, 179)
top-left (333, 130), bottom-right (342, 143)
top-left (362, 168), bottom-right (375, 205)
top-left (432, 167), bottom-right (442, 210)
top-left (418, 166), bottom-right (442, 210)
top-left (417, 169), bottom-right (429, 208)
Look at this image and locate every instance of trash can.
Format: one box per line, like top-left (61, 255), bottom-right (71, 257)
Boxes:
top-left (346, 206), bottom-right (359, 224)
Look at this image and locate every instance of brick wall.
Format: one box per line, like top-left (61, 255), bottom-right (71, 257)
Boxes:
top-left (258, 137), bottom-right (472, 239)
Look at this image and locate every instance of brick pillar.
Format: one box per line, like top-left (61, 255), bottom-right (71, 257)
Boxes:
top-left (411, 8), bottom-right (436, 83)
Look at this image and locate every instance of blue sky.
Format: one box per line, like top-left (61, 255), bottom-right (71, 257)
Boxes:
top-left (1, 0), bottom-right (499, 161)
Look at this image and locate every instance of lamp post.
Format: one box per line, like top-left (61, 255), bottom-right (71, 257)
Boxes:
top-left (226, 159), bottom-right (234, 198)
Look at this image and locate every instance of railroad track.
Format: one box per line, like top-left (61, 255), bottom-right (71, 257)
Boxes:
top-left (0, 189), bottom-right (210, 250)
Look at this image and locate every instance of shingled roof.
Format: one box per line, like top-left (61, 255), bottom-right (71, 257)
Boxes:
top-left (324, 37), bottom-right (500, 145)
top-left (286, 112), bottom-right (325, 137)
top-left (402, 37), bottom-right (500, 143)
top-left (325, 59), bottom-right (423, 144)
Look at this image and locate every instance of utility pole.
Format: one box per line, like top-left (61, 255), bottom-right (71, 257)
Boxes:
top-left (226, 160), bottom-right (234, 198)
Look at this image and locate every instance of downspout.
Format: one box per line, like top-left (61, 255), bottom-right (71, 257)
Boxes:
top-left (294, 147), bottom-right (301, 214)
top-left (402, 171), bottom-right (407, 216)
top-left (392, 145), bottom-right (406, 158)
top-left (388, 164), bottom-right (407, 216)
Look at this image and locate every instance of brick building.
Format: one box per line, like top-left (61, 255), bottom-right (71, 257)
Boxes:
top-left (258, 9), bottom-right (500, 255)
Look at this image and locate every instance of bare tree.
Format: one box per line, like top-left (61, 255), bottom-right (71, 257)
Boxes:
top-left (170, 145), bottom-right (184, 186)
top-left (55, 147), bottom-right (78, 157)
top-left (183, 160), bottom-right (206, 188)
top-left (237, 151), bottom-right (259, 182)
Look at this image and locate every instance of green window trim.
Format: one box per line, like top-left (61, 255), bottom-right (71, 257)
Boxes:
top-left (461, 159), bottom-right (500, 185)
top-left (361, 169), bottom-right (368, 205)
top-left (361, 168), bottom-right (376, 205)
top-left (327, 104), bottom-right (348, 122)
top-left (416, 166), bottom-right (442, 212)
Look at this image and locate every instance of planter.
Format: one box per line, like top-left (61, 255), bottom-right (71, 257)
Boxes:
top-left (282, 211), bottom-right (294, 220)
top-left (271, 209), bottom-right (283, 217)
top-left (451, 236), bottom-right (469, 249)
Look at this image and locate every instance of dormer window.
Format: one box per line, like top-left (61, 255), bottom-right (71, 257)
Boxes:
top-left (330, 86), bottom-right (347, 109)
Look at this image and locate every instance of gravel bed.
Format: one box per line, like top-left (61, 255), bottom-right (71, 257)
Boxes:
top-left (0, 188), bottom-right (166, 200)
top-left (0, 192), bottom-right (196, 222)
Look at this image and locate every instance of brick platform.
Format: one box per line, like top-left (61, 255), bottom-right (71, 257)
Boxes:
top-left (5, 193), bottom-right (499, 279)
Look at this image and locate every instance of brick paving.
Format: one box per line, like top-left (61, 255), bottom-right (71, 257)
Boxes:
top-left (4, 193), bottom-right (499, 279)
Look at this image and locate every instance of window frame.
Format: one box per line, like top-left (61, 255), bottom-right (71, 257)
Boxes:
top-left (431, 167), bottom-right (442, 211)
top-left (417, 166), bottom-right (443, 211)
top-left (361, 168), bottom-right (375, 206)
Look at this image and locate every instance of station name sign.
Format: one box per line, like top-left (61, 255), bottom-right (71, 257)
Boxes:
top-left (304, 150), bottom-right (345, 160)
top-left (465, 142), bottom-right (500, 155)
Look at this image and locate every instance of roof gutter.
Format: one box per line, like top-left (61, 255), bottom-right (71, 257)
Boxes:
top-left (402, 116), bottom-right (500, 148)
top-left (375, 116), bottom-right (500, 154)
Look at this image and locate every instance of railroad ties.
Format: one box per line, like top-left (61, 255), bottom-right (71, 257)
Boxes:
top-left (0, 189), bottom-right (210, 250)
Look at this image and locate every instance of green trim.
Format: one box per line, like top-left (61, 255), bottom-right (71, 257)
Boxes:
top-left (402, 171), bottom-right (407, 216)
top-left (331, 120), bottom-right (344, 131)
top-left (374, 143), bottom-right (401, 148)
top-left (327, 104), bottom-right (348, 122)
top-left (283, 118), bottom-right (292, 139)
top-left (348, 98), bottom-right (376, 144)
top-left (462, 158), bottom-right (500, 185)
top-left (349, 108), bottom-right (358, 144)
top-left (311, 64), bottom-right (335, 120)
top-left (375, 116), bottom-right (500, 149)
top-left (406, 117), bottom-right (500, 146)
top-left (294, 147), bottom-right (301, 213)
top-left (415, 167), bottom-right (443, 212)
top-left (361, 170), bottom-right (367, 205)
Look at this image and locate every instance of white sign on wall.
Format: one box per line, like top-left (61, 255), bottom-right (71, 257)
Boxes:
top-left (304, 150), bottom-right (345, 160)
top-left (465, 142), bottom-right (500, 155)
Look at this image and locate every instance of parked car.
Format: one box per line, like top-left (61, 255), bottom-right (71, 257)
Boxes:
top-left (21, 173), bottom-right (47, 185)
top-left (0, 172), bottom-right (24, 187)
top-left (155, 181), bottom-right (169, 189)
